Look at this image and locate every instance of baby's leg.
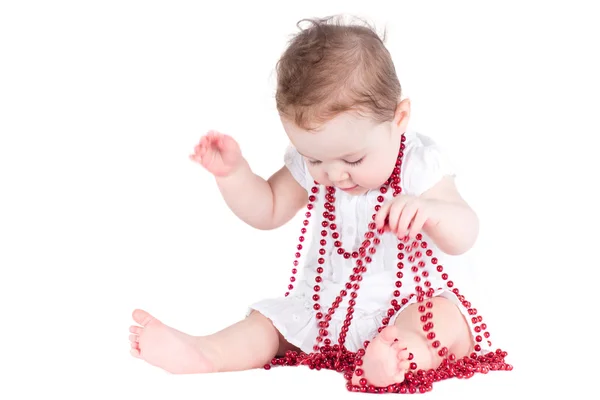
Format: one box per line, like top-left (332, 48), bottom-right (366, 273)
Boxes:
top-left (129, 309), bottom-right (296, 374)
top-left (353, 296), bottom-right (472, 387)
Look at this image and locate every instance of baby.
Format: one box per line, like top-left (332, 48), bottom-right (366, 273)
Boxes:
top-left (128, 16), bottom-right (504, 391)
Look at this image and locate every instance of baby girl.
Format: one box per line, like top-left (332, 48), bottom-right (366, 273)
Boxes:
top-left (128, 16), bottom-right (506, 391)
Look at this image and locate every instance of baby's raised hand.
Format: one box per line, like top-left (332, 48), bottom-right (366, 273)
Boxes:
top-left (189, 130), bottom-right (243, 177)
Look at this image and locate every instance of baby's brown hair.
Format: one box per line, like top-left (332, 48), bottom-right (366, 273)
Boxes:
top-left (275, 15), bottom-right (402, 130)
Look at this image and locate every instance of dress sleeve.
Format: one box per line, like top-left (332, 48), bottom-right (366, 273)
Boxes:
top-left (284, 144), bottom-right (308, 188)
top-left (401, 135), bottom-right (455, 196)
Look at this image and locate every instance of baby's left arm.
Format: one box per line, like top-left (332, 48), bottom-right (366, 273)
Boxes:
top-left (375, 175), bottom-right (479, 255)
top-left (418, 175), bottom-right (479, 255)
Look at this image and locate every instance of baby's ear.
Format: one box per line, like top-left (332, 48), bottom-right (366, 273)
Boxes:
top-left (393, 98), bottom-right (411, 127)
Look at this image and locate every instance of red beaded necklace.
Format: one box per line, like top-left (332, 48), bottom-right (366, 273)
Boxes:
top-left (265, 133), bottom-right (512, 394)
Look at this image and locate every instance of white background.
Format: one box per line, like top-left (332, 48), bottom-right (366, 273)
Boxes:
top-left (1, 1), bottom-right (598, 399)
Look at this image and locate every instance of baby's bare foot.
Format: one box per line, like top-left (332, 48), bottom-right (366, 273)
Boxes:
top-left (129, 309), bottom-right (217, 374)
top-left (352, 326), bottom-right (410, 387)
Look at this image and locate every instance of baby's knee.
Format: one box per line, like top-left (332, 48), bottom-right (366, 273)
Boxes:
top-left (430, 296), bottom-right (458, 312)
top-left (409, 295), bottom-right (458, 316)
top-left (248, 309), bottom-right (299, 355)
top-left (429, 296), bottom-right (469, 326)
top-left (247, 309), bottom-right (269, 323)
top-left (246, 310), bottom-right (281, 335)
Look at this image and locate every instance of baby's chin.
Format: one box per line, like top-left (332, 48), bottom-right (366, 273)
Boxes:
top-left (339, 185), bottom-right (369, 196)
top-left (349, 181), bottom-right (395, 195)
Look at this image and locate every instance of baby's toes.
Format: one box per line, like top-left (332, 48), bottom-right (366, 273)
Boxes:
top-left (397, 348), bottom-right (411, 370)
top-left (129, 326), bottom-right (142, 352)
top-left (130, 347), bottom-right (141, 358)
top-left (130, 339), bottom-right (140, 353)
top-left (385, 345), bottom-right (409, 382)
top-left (391, 339), bottom-right (407, 353)
top-left (394, 342), bottom-right (408, 360)
top-left (379, 325), bottom-right (400, 344)
top-left (130, 325), bottom-right (143, 335)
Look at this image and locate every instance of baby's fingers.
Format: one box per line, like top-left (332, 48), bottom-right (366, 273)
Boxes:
top-left (190, 142), bottom-right (208, 163)
top-left (197, 143), bottom-right (208, 157)
top-left (408, 209), bottom-right (428, 239)
top-left (374, 201), bottom-right (393, 230)
top-left (215, 134), bottom-right (239, 153)
top-left (387, 201), bottom-right (405, 233)
top-left (397, 202), bottom-right (417, 237)
top-left (199, 134), bottom-right (212, 149)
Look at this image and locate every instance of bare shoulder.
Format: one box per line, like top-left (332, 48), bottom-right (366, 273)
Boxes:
top-left (266, 165), bottom-right (308, 229)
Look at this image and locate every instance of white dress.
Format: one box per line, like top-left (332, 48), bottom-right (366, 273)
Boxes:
top-left (248, 131), bottom-right (491, 355)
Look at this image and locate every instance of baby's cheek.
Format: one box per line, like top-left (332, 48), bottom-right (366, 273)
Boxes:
top-left (355, 168), bottom-right (376, 182)
top-left (356, 168), bottom-right (387, 188)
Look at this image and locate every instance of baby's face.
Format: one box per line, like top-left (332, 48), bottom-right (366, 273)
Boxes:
top-left (282, 108), bottom-right (407, 195)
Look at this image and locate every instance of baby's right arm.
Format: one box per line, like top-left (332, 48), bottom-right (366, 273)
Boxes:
top-left (215, 160), bottom-right (308, 230)
top-left (190, 131), bottom-right (308, 230)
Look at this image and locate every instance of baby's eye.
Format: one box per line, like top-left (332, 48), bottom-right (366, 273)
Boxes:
top-left (307, 159), bottom-right (322, 165)
top-left (345, 157), bottom-right (364, 166)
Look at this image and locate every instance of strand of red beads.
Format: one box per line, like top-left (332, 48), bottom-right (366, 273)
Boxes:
top-left (265, 134), bottom-right (512, 393)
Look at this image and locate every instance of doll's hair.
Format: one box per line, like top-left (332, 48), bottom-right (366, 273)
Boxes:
top-left (275, 15), bottom-right (402, 130)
